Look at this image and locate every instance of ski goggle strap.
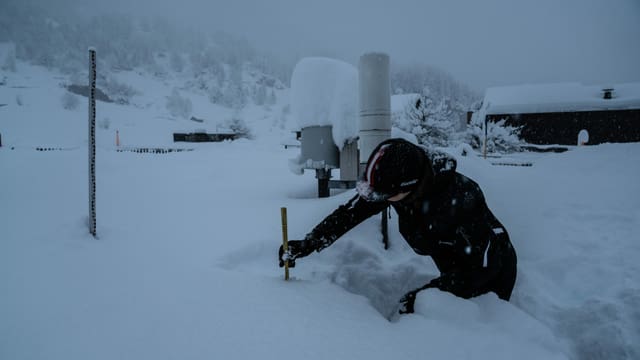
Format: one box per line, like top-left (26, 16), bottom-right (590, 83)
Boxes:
top-left (357, 144), bottom-right (392, 202)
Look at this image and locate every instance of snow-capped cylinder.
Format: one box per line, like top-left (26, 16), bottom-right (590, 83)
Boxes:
top-left (290, 57), bottom-right (358, 150)
top-left (358, 53), bottom-right (391, 164)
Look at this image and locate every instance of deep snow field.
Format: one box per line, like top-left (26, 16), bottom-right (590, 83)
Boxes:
top-left (1, 63), bottom-right (639, 360)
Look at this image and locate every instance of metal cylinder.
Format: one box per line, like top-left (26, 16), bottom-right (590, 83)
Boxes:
top-left (358, 53), bottom-right (391, 164)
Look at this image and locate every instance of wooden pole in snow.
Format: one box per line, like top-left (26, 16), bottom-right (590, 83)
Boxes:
top-left (280, 207), bottom-right (289, 281)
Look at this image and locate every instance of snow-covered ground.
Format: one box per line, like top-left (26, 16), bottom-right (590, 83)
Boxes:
top-left (1, 63), bottom-right (639, 360)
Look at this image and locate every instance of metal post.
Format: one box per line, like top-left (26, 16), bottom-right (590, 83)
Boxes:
top-left (280, 207), bottom-right (289, 281)
top-left (315, 169), bottom-right (331, 198)
top-left (88, 47), bottom-right (97, 237)
top-left (381, 208), bottom-right (389, 249)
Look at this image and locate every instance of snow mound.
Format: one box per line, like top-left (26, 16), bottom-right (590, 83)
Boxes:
top-left (290, 57), bottom-right (358, 149)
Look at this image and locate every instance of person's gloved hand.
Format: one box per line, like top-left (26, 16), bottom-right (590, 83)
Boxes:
top-left (278, 239), bottom-right (317, 268)
top-left (430, 273), bottom-right (473, 298)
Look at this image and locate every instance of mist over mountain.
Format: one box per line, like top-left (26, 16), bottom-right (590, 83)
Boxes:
top-left (0, 0), bottom-right (480, 111)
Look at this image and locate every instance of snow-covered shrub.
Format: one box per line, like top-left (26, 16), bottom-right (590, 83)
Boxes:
top-left (61, 92), bottom-right (79, 110)
top-left (225, 112), bottom-right (252, 139)
top-left (166, 88), bottom-right (192, 119)
top-left (207, 86), bottom-right (224, 104)
top-left (465, 115), bottom-right (523, 153)
top-left (102, 77), bottom-right (138, 105)
top-left (220, 80), bottom-right (247, 109)
top-left (394, 88), bottom-right (458, 147)
top-left (275, 104), bottom-right (290, 129)
top-left (253, 84), bottom-right (267, 106)
top-left (267, 89), bottom-right (277, 106)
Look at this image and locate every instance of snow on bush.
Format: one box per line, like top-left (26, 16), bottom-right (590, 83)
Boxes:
top-left (166, 88), bottom-right (193, 119)
top-left (393, 88), bottom-right (460, 147)
top-left (224, 111), bottom-right (252, 139)
top-left (392, 88), bottom-right (522, 152)
top-left (253, 84), bottom-right (267, 106)
top-left (465, 113), bottom-right (524, 154)
top-left (101, 76), bottom-right (138, 105)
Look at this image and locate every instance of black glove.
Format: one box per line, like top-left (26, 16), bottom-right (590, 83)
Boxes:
top-left (278, 239), bottom-right (317, 268)
top-left (430, 273), bottom-right (473, 298)
top-left (398, 281), bottom-right (437, 314)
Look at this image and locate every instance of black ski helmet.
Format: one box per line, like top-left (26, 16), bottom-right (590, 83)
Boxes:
top-left (356, 138), bottom-right (426, 201)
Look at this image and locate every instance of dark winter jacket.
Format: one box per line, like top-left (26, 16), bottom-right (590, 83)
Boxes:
top-left (306, 149), bottom-right (517, 300)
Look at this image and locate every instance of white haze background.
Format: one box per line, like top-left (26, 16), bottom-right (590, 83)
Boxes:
top-left (66, 0), bottom-right (640, 90)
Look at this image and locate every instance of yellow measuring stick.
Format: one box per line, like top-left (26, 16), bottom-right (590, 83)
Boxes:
top-left (281, 207), bottom-right (289, 281)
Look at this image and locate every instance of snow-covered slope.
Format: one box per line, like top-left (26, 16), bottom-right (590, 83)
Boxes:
top-left (1, 63), bottom-right (638, 360)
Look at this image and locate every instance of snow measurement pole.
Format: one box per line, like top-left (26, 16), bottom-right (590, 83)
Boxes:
top-left (280, 207), bottom-right (289, 281)
top-left (88, 47), bottom-right (97, 238)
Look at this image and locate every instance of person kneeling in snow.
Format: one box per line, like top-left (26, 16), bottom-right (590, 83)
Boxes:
top-left (278, 138), bottom-right (517, 314)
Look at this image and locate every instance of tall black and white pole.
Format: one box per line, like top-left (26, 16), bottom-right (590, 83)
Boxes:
top-left (88, 47), bottom-right (97, 237)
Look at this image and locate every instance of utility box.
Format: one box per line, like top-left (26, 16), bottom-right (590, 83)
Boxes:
top-left (300, 125), bottom-right (339, 170)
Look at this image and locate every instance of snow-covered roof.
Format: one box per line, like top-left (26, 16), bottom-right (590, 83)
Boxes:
top-left (482, 82), bottom-right (640, 115)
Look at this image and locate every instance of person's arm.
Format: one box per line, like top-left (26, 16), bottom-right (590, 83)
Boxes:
top-left (279, 194), bottom-right (387, 267)
top-left (307, 194), bottom-right (388, 251)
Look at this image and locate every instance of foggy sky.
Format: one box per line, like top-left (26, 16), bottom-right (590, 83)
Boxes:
top-left (70, 0), bottom-right (640, 91)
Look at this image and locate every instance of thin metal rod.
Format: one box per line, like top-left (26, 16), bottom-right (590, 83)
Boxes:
top-left (281, 207), bottom-right (289, 280)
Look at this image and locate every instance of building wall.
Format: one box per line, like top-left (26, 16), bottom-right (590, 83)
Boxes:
top-left (487, 109), bottom-right (640, 145)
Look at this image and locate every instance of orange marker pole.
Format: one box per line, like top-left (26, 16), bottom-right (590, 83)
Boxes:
top-left (280, 207), bottom-right (289, 281)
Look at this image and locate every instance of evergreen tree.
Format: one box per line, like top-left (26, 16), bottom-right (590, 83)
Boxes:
top-left (254, 84), bottom-right (267, 106)
top-left (391, 63), bottom-right (480, 108)
top-left (169, 52), bottom-right (184, 73)
top-left (2, 46), bottom-right (16, 72)
top-left (267, 89), bottom-right (277, 106)
top-left (397, 88), bottom-right (457, 147)
top-left (166, 88), bottom-right (192, 119)
top-left (221, 62), bottom-right (247, 109)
